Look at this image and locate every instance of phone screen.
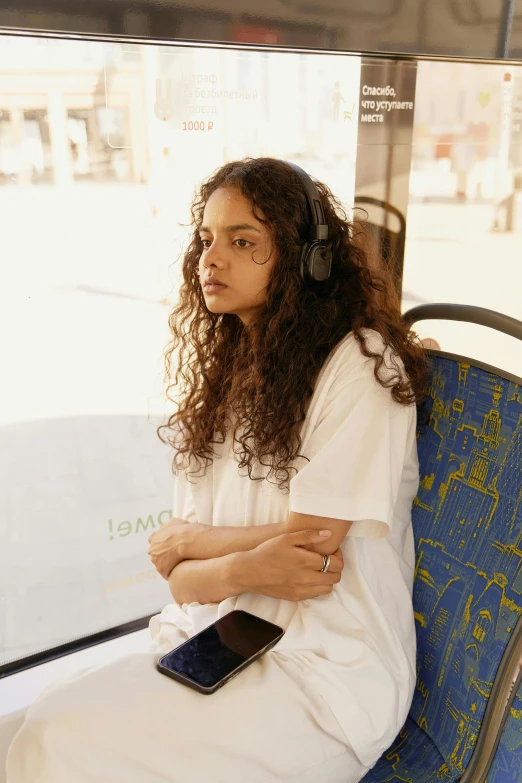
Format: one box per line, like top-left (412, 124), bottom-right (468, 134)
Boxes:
top-left (157, 610), bottom-right (284, 689)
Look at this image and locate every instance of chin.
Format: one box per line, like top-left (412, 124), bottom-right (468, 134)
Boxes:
top-left (205, 303), bottom-right (230, 315)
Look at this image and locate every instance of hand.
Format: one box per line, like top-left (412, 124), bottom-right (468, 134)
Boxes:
top-left (241, 530), bottom-right (344, 601)
top-left (420, 337), bottom-right (441, 351)
top-left (148, 517), bottom-right (204, 579)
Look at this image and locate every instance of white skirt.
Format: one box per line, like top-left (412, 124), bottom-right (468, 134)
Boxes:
top-left (6, 649), bottom-right (369, 783)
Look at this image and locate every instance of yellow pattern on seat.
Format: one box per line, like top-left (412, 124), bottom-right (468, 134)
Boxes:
top-left (362, 354), bottom-right (522, 782)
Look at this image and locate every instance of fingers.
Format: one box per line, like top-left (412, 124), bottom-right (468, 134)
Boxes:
top-left (316, 555), bottom-right (343, 574)
top-left (299, 548), bottom-right (343, 574)
top-left (321, 570), bottom-right (342, 584)
top-left (300, 584), bottom-right (336, 599)
top-left (297, 555), bottom-right (342, 584)
top-left (287, 529), bottom-right (332, 547)
top-left (325, 553), bottom-right (343, 573)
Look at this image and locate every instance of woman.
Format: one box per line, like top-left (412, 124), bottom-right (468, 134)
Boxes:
top-left (7, 158), bottom-right (427, 783)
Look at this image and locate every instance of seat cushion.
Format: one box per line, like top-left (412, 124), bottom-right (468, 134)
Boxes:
top-left (361, 718), bottom-right (458, 783)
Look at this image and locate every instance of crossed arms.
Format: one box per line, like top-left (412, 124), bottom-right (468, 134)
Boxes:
top-left (148, 512), bottom-right (352, 605)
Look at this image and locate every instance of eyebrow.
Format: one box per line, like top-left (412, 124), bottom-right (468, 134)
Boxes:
top-left (199, 223), bottom-right (262, 233)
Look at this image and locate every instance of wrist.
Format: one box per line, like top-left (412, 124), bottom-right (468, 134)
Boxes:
top-left (225, 550), bottom-right (257, 595)
top-left (179, 522), bottom-right (210, 560)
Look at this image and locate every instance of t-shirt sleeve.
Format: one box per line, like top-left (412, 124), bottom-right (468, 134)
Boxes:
top-left (289, 373), bottom-right (414, 538)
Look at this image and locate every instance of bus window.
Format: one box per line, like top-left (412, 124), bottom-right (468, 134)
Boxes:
top-left (0, 33), bottom-right (360, 672)
top-left (404, 59), bottom-right (522, 373)
top-left (1, 31), bottom-right (521, 677)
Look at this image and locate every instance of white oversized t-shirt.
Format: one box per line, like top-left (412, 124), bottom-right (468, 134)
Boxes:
top-left (149, 329), bottom-right (419, 769)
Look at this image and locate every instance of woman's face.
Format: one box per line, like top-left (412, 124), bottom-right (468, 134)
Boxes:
top-left (198, 187), bottom-right (276, 325)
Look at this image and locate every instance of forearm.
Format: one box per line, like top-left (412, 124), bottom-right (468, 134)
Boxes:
top-left (168, 551), bottom-right (250, 605)
top-left (170, 515), bottom-right (345, 604)
top-left (179, 511), bottom-right (348, 564)
top-left (184, 521), bottom-right (285, 560)
top-left (168, 528), bottom-right (342, 606)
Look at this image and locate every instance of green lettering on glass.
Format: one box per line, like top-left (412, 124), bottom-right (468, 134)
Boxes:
top-left (108, 510), bottom-right (173, 539)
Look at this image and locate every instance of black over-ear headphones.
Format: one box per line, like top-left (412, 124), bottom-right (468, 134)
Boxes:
top-left (285, 161), bottom-right (332, 282)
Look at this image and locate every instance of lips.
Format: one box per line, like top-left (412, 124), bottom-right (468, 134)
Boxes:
top-left (204, 278), bottom-right (227, 287)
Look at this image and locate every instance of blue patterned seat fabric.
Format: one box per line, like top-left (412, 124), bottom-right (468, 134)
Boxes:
top-left (362, 354), bottom-right (522, 782)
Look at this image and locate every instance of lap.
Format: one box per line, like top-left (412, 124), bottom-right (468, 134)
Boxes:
top-left (6, 651), bottom-right (367, 783)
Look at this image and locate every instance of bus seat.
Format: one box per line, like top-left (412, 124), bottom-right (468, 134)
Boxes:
top-left (361, 304), bottom-right (522, 783)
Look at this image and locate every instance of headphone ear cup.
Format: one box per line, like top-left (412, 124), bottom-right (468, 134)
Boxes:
top-left (299, 242), bottom-right (312, 281)
top-left (306, 243), bottom-right (332, 282)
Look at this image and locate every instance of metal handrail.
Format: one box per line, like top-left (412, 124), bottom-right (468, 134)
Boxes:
top-left (461, 616), bottom-right (522, 783)
top-left (353, 196), bottom-right (406, 234)
top-left (403, 303), bottom-right (522, 342)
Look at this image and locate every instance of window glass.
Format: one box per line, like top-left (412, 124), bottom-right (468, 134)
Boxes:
top-left (1, 33), bottom-right (521, 670)
top-left (403, 60), bottom-right (522, 374)
top-left (0, 34), bottom-right (360, 668)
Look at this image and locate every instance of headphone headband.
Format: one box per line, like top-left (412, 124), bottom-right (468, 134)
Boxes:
top-left (285, 162), bottom-right (329, 242)
top-left (283, 160), bottom-right (332, 283)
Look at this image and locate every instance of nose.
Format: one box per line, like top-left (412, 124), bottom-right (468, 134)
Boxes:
top-left (202, 239), bottom-right (225, 268)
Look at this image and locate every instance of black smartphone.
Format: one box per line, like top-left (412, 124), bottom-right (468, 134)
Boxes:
top-left (156, 610), bottom-right (285, 694)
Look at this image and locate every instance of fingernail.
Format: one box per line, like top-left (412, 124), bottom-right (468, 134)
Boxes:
top-left (319, 530), bottom-right (331, 536)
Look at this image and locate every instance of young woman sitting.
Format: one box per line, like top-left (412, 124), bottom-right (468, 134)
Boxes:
top-left (7, 158), bottom-right (428, 783)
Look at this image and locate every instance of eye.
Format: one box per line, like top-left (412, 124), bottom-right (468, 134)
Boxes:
top-left (234, 238), bottom-right (252, 248)
top-left (200, 238), bottom-right (212, 249)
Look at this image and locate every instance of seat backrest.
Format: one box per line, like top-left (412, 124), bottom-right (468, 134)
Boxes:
top-left (410, 353), bottom-right (522, 778)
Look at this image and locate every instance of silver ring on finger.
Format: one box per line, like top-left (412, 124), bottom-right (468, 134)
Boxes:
top-left (320, 554), bottom-right (331, 573)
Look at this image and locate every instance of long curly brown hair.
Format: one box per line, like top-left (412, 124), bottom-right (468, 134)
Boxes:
top-left (157, 157), bottom-right (428, 491)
